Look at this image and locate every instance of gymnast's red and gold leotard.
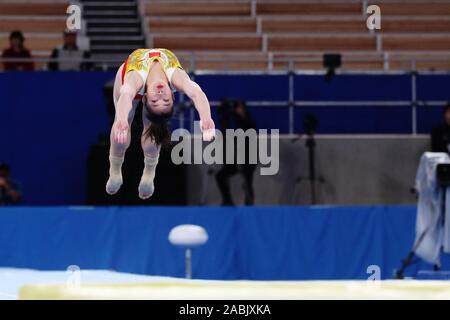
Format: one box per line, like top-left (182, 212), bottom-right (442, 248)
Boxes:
top-left (121, 48), bottom-right (183, 100)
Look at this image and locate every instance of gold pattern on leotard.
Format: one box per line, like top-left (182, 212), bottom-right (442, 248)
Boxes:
top-left (125, 48), bottom-right (183, 75)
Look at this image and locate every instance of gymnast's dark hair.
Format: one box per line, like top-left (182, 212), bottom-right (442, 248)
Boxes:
top-left (144, 109), bottom-right (174, 147)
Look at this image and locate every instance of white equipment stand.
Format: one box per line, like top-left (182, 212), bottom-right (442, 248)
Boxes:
top-left (168, 224), bottom-right (208, 279)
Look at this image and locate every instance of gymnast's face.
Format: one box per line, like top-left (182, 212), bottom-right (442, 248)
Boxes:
top-left (145, 81), bottom-right (173, 114)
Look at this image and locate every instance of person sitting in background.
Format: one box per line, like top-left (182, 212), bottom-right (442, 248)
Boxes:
top-left (48, 31), bottom-right (92, 71)
top-left (0, 163), bottom-right (21, 206)
top-left (431, 103), bottom-right (450, 153)
top-left (1, 30), bottom-right (34, 71)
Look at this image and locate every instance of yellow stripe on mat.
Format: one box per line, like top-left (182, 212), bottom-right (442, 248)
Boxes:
top-left (19, 280), bottom-right (450, 300)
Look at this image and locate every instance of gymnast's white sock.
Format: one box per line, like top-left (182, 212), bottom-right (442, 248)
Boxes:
top-left (106, 155), bottom-right (124, 195)
top-left (138, 154), bottom-right (159, 200)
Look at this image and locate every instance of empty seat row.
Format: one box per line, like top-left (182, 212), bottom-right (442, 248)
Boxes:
top-left (144, 1), bottom-right (450, 16)
top-left (150, 34), bottom-right (450, 51)
top-left (0, 2), bottom-right (68, 15)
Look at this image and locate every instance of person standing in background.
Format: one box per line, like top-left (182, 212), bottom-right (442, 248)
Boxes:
top-left (0, 164), bottom-right (21, 206)
top-left (431, 103), bottom-right (450, 153)
top-left (1, 30), bottom-right (34, 71)
top-left (216, 100), bottom-right (257, 206)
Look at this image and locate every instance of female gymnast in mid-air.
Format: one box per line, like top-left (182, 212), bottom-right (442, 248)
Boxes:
top-left (106, 48), bottom-right (215, 199)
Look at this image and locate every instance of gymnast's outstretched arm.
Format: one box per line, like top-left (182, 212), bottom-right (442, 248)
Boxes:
top-left (112, 71), bottom-right (144, 145)
top-left (106, 69), bottom-right (143, 195)
top-left (171, 69), bottom-right (216, 141)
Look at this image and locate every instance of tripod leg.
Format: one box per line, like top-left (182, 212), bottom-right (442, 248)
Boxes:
top-left (395, 251), bottom-right (415, 279)
top-left (395, 226), bottom-right (432, 279)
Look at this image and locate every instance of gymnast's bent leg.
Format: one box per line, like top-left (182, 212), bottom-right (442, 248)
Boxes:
top-left (138, 107), bottom-right (160, 199)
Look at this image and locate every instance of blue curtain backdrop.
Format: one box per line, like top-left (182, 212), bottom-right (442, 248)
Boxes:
top-left (0, 205), bottom-right (447, 280)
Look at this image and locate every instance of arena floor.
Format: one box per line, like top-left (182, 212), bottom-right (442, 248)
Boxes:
top-left (2, 268), bottom-right (450, 300)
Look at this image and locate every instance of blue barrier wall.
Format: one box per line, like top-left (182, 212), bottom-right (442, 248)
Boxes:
top-left (0, 72), bottom-right (113, 205)
top-left (0, 72), bottom-right (449, 204)
top-left (0, 205), bottom-right (447, 280)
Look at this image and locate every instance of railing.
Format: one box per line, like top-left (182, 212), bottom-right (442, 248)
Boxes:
top-left (2, 54), bottom-right (450, 71)
top-left (1, 56), bottom-right (449, 134)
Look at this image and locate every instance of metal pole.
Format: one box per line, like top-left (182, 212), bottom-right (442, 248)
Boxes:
top-left (307, 135), bottom-right (316, 204)
top-left (185, 248), bottom-right (192, 279)
top-left (411, 59), bottom-right (417, 135)
top-left (362, 0), bottom-right (368, 15)
top-left (251, 0), bottom-right (257, 17)
top-left (288, 60), bottom-right (295, 134)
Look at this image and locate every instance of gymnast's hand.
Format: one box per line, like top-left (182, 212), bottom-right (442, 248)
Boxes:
top-left (113, 119), bottom-right (130, 145)
top-left (200, 118), bottom-right (215, 142)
